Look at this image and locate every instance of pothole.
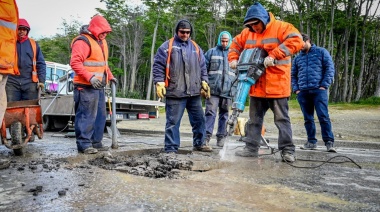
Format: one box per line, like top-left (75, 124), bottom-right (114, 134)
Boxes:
top-left (88, 148), bottom-right (228, 179)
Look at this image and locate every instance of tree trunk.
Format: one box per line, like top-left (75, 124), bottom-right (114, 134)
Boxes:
top-left (147, 19), bottom-right (158, 100)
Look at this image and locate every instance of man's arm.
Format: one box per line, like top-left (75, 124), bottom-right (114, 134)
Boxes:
top-left (70, 40), bottom-right (93, 82)
top-left (268, 23), bottom-right (303, 60)
top-left (291, 57), bottom-right (300, 93)
top-left (152, 41), bottom-right (168, 84)
top-left (36, 42), bottom-right (46, 83)
top-left (321, 48), bottom-right (335, 89)
top-left (228, 29), bottom-right (248, 63)
top-left (198, 47), bottom-right (208, 83)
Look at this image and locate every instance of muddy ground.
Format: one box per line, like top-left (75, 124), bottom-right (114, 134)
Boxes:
top-left (0, 105), bottom-right (379, 211)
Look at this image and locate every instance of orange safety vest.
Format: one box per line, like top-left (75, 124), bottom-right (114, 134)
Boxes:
top-left (0, 0), bottom-right (19, 75)
top-left (165, 37), bottom-right (200, 87)
top-left (71, 34), bottom-right (109, 86)
top-left (29, 38), bottom-right (38, 82)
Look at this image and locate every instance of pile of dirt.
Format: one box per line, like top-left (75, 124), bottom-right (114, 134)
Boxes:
top-left (89, 153), bottom-right (193, 179)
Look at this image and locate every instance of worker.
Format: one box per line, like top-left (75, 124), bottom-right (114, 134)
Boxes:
top-left (6, 18), bottom-right (46, 102)
top-left (0, 0), bottom-right (19, 125)
top-left (291, 33), bottom-right (336, 153)
top-left (153, 19), bottom-right (212, 153)
top-left (70, 15), bottom-right (117, 154)
top-left (228, 2), bottom-right (303, 162)
top-left (203, 31), bottom-right (236, 147)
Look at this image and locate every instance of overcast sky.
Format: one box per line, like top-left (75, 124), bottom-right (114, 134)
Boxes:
top-left (17, 0), bottom-right (107, 39)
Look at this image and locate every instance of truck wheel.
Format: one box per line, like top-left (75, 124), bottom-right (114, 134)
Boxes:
top-left (42, 115), bottom-right (50, 131)
top-left (10, 122), bottom-right (24, 156)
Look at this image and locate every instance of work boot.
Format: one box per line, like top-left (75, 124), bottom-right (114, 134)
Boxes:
top-left (281, 151), bottom-right (296, 163)
top-left (300, 142), bottom-right (317, 150)
top-left (325, 141), bottom-right (337, 153)
top-left (95, 146), bottom-right (110, 151)
top-left (216, 136), bottom-right (226, 147)
top-left (193, 145), bottom-right (213, 152)
top-left (82, 147), bottom-right (98, 154)
top-left (235, 147), bottom-right (259, 157)
top-left (204, 134), bottom-right (211, 146)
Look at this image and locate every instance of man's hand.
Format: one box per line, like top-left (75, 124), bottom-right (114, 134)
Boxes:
top-left (110, 78), bottom-right (118, 85)
top-left (264, 56), bottom-right (275, 68)
top-left (201, 81), bottom-right (210, 99)
top-left (229, 60), bottom-right (237, 69)
top-left (90, 76), bottom-right (103, 89)
top-left (156, 82), bottom-right (166, 99)
top-left (37, 83), bottom-right (45, 90)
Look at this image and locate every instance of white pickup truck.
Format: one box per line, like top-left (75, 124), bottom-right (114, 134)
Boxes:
top-left (41, 61), bottom-right (164, 131)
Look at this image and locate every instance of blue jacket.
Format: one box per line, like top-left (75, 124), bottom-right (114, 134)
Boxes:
top-left (204, 31), bottom-right (236, 98)
top-left (7, 38), bottom-right (46, 86)
top-left (153, 21), bottom-right (208, 98)
top-left (291, 44), bottom-right (335, 92)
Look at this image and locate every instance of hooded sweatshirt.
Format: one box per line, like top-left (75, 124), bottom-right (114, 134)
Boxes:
top-left (204, 31), bottom-right (236, 98)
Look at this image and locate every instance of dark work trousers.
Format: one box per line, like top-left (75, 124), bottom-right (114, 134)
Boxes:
top-left (164, 96), bottom-right (206, 153)
top-left (297, 88), bottom-right (334, 144)
top-left (74, 86), bottom-right (106, 152)
top-left (6, 82), bottom-right (39, 101)
top-left (204, 95), bottom-right (230, 138)
top-left (245, 97), bottom-right (295, 153)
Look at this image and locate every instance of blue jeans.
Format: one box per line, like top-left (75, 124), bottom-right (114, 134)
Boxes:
top-left (74, 86), bottom-right (106, 151)
top-left (205, 95), bottom-right (230, 138)
top-left (6, 82), bottom-right (39, 101)
top-left (297, 88), bottom-right (334, 144)
top-left (164, 96), bottom-right (205, 152)
top-left (244, 97), bottom-right (295, 153)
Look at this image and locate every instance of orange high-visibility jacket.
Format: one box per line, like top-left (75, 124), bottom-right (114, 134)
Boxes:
top-left (71, 34), bottom-right (109, 86)
top-left (0, 0), bottom-right (19, 75)
top-left (229, 13), bottom-right (303, 98)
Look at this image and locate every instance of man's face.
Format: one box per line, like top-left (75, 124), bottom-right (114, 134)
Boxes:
top-left (98, 31), bottom-right (109, 40)
top-left (178, 28), bottom-right (190, 41)
top-left (221, 37), bottom-right (229, 48)
top-left (302, 40), bottom-right (310, 51)
top-left (18, 27), bottom-right (28, 39)
top-left (249, 20), bottom-right (264, 34)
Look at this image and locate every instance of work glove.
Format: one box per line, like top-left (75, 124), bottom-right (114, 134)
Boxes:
top-left (201, 81), bottom-right (211, 99)
top-left (110, 78), bottom-right (118, 85)
top-left (37, 82), bottom-right (45, 90)
top-left (229, 60), bottom-right (237, 69)
top-left (201, 89), bottom-right (208, 99)
top-left (156, 82), bottom-right (166, 99)
top-left (90, 76), bottom-right (103, 89)
top-left (264, 56), bottom-right (275, 68)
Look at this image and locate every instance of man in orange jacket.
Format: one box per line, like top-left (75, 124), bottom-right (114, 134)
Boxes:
top-left (0, 0), bottom-right (19, 125)
top-left (70, 15), bottom-right (117, 154)
top-left (228, 2), bottom-right (303, 162)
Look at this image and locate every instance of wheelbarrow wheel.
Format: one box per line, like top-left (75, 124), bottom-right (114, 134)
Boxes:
top-left (10, 122), bottom-right (24, 156)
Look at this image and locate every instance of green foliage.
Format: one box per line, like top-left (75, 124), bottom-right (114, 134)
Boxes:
top-left (353, 97), bottom-right (380, 105)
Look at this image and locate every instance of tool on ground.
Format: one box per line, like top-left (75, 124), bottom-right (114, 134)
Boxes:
top-left (105, 81), bottom-right (120, 149)
top-left (220, 48), bottom-right (271, 159)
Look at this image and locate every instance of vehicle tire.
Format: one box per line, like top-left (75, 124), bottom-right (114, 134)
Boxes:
top-left (10, 122), bottom-right (24, 156)
top-left (42, 115), bottom-right (50, 131)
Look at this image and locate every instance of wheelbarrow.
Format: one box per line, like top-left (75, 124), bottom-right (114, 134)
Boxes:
top-left (0, 99), bottom-right (44, 156)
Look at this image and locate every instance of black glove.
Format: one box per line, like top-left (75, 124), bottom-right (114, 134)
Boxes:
top-left (90, 76), bottom-right (102, 89)
top-left (110, 78), bottom-right (118, 85)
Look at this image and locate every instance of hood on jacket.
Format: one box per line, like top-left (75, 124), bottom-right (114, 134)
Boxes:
top-left (87, 15), bottom-right (112, 40)
top-left (243, 2), bottom-right (270, 29)
top-left (175, 19), bottom-right (193, 36)
top-left (217, 31), bottom-right (232, 49)
top-left (18, 18), bottom-right (30, 34)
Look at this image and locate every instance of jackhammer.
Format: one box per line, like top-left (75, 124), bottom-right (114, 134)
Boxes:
top-left (226, 48), bottom-right (268, 136)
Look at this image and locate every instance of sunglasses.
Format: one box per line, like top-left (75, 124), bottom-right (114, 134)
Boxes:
top-left (179, 30), bottom-right (191, 35)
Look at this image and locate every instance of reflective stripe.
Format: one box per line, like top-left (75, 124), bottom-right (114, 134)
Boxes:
top-left (276, 58), bottom-right (291, 65)
top-left (0, 20), bottom-right (17, 30)
top-left (285, 33), bottom-right (302, 40)
top-left (228, 71), bottom-right (236, 77)
top-left (209, 70), bottom-right (223, 75)
top-left (262, 38), bottom-right (280, 44)
top-left (230, 48), bottom-right (240, 55)
top-left (83, 61), bottom-right (107, 67)
top-left (93, 72), bottom-right (104, 77)
top-left (211, 55), bottom-right (223, 60)
top-left (279, 44), bottom-right (291, 56)
top-left (246, 40), bottom-right (256, 45)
